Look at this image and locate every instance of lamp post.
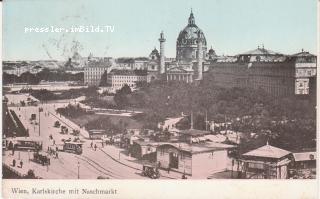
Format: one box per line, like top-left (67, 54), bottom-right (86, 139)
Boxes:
top-left (28, 149), bottom-right (30, 162)
top-left (38, 107), bottom-right (43, 136)
top-left (77, 161), bottom-right (80, 179)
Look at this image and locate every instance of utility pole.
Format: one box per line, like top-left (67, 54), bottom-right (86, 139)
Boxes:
top-left (38, 107), bottom-right (43, 136)
top-left (38, 108), bottom-right (41, 136)
top-left (190, 112), bottom-right (194, 129)
top-left (205, 111), bottom-right (208, 131)
top-left (77, 161), bottom-right (80, 179)
top-left (225, 114), bottom-right (227, 134)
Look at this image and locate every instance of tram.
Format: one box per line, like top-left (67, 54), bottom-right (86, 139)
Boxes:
top-left (62, 141), bottom-right (83, 155)
top-left (5, 137), bottom-right (43, 151)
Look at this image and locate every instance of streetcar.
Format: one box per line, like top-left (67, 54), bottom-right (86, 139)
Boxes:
top-left (62, 141), bottom-right (83, 155)
top-left (33, 151), bottom-right (50, 166)
top-left (141, 164), bottom-right (160, 179)
top-left (6, 137), bottom-right (43, 151)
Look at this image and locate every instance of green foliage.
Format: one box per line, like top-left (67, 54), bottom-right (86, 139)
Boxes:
top-left (114, 84), bottom-right (132, 108)
top-left (99, 71), bottom-right (109, 87)
top-left (56, 104), bottom-right (87, 118)
top-left (3, 69), bottom-right (83, 85)
top-left (27, 87), bottom-right (99, 102)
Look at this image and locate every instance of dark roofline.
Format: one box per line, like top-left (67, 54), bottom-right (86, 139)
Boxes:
top-left (109, 69), bottom-right (148, 76)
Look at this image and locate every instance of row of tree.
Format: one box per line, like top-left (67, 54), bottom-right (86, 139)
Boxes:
top-left (3, 68), bottom-right (83, 85)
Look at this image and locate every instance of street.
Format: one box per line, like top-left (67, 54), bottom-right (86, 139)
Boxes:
top-left (4, 94), bottom-right (146, 179)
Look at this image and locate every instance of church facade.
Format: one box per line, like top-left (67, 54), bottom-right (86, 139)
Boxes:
top-left (162, 10), bottom-right (214, 83)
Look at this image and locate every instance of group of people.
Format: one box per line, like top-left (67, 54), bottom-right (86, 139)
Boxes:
top-left (90, 141), bottom-right (98, 151)
top-left (12, 159), bottom-right (23, 168)
top-left (48, 135), bottom-right (59, 158)
top-left (47, 146), bottom-right (59, 159)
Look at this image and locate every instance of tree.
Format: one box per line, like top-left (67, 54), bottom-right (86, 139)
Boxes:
top-left (114, 84), bottom-right (132, 108)
top-left (99, 71), bottom-right (109, 86)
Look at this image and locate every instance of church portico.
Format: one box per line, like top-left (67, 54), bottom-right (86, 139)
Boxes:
top-left (166, 67), bottom-right (194, 83)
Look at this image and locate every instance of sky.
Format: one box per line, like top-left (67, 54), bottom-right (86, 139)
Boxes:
top-left (2, 0), bottom-right (318, 61)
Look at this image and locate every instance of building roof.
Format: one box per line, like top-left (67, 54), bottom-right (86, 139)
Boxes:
top-left (116, 57), bottom-right (149, 63)
top-left (291, 51), bottom-right (316, 57)
top-left (116, 58), bottom-right (135, 63)
top-left (9, 136), bottom-right (44, 142)
top-left (133, 140), bottom-right (160, 146)
top-left (180, 129), bottom-right (210, 136)
top-left (89, 129), bottom-right (106, 134)
top-left (134, 57), bottom-right (149, 61)
top-left (177, 11), bottom-right (207, 46)
top-left (108, 69), bottom-right (148, 76)
top-left (87, 60), bottom-right (111, 68)
top-left (240, 47), bottom-right (281, 56)
top-left (157, 142), bottom-right (235, 154)
top-left (3, 65), bottom-right (15, 70)
top-left (243, 143), bottom-right (291, 159)
top-left (293, 152), bottom-right (316, 162)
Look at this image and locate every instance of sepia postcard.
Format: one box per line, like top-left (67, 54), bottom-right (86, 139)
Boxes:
top-left (1, 0), bottom-right (319, 198)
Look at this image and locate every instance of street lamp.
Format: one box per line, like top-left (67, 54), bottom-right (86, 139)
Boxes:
top-left (77, 161), bottom-right (80, 179)
top-left (28, 150), bottom-right (30, 162)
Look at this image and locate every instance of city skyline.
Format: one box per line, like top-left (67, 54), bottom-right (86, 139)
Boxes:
top-left (3, 0), bottom-right (317, 61)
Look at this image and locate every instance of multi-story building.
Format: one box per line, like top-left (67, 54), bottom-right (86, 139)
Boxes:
top-left (115, 57), bottom-right (149, 70)
top-left (205, 48), bottom-right (317, 97)
top-left (3, 61), bottom-right (43, 76)
top-left (84, 59), bottom-right (112, 86)
top-left (293, 51), bottom-right (317, 95)
top-left (107, 69), bottom-right (148, 91)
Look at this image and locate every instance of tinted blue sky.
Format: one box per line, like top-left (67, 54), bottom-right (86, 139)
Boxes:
top-left (3, 0), bottom-right (317, 60)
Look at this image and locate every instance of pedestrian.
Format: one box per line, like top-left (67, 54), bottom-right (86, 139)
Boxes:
top-left (12, 159), bottom-right (16, 167)
top-left (12, 145), bottom-right (15, 155)
top-left (20, 160), bottom-right (23, 168)
top-left (90, 142), bottom-right (93, 148)
top-left (102, 141), bottom-right (104, 148)
top-left (56, 152), bottom-right (58, 159)
top-left (94, 144), bottom-right (97, 151)
top-left (167, 166), bottom-right (170, 174)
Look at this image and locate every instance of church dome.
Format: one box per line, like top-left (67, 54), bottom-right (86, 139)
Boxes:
top-left (177, 11), bottom-right (207, 46)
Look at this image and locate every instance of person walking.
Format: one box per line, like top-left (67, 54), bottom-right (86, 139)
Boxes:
top-left (12, 145), bottom-right (15, 155)
top-left (20, 160), bottom-right (23, 168)
top-left (94, 144), bottom-right (97, 151)
top-left (90, 142), bottom-right (93, 148)
top-left (12, 159), bottom-right (16, 167)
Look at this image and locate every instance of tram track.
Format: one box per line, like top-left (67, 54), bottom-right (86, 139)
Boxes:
top-left (75, 155), bottom-right (120, 179)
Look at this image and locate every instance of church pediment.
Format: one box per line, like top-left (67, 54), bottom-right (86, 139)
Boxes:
top-left (167, 66), bottom-right (193, 73)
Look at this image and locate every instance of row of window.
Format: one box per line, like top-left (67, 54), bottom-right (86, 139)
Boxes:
top-left (111, 76), bottom-right (146, 80)
top-left (112, 83), bottom-right (134, 87)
